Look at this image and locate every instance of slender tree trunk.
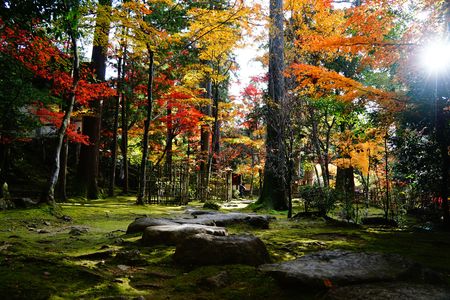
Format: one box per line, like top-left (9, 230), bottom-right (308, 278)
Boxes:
top-left (42, 33), bottom-right (80, 204)
top-left (121, 56), bottom-right (129, 194)
top-left (257, 0), bottom-right (287, 210)
top-left (58, 139), bottom-right (69, 201)
top-left (137, 48), bottom-right (154, 204)
top-left (310, 111), bottom-right (327, 187)
top-left (208, 83), bottom-right (220, 175)
top-left (200, 80), bottom-right (211, 200)
top-left (108, 55), bottom-right (122, 197)
top-left (384, 133), bottom-right (390, 220)
top-left (165, 108), bottom-right (173, 179)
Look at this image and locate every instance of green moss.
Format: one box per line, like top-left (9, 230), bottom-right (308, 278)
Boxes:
top-left (1, 196), bottom-right (449, 299)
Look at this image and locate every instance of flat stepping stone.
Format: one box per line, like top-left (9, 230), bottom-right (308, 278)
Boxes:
top-left (126, 217), bottom-right (177, 234)
top-left (260, 250), bottom-right (422, 289)
top-left (174, 212), bottom-right (274, 229)
top-left (326, 282), bottom-right (450, 300)
top-left (141, 224), bottom-right (227, 246)
top-left (174, 233), bottom-right (271, 266)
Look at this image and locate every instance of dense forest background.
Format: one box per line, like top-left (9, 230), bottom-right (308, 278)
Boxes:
top-left (0, 0), bottom-right (449, 227)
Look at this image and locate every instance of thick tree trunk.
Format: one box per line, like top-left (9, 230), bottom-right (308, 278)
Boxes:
top-left (76, 0), bottom-right (111, 199)
top-left (257, 0), bottom-right (287, 210)
top-left (439, 0), bottom-right (450, 228)
top-left (335, 165), bottom-right (355, 201)
top-left (137, 48), bottom-right (154, 204)
top-left (42, 33), bottom-right (80, 204)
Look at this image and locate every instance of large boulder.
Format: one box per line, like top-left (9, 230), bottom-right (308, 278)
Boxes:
top-left (260, 250), bottom-right (427, 289)
top-left (174, 212), bottom-right (274, 229)
top-left (141, 224), bottom-right (227, 246)
top-left (126, 217), bottom-right (177, 234)
top-left (174, 233), bottom-right (271, 266)
top-left (326, 282), bottom-right (450, 300)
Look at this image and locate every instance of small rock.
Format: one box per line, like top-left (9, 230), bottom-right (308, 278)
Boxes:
top-left (202, 271), bottom-right (229, 288)
top-left (37, 229), bottom-right (50, 234)
top-left (43, 271), bottom-right (50, 276)
top-left (43, 221), bottom-right (51, 226)
top-left (69, 226), bottom-right (89, 236)
top-left (112, 278), bottom-right (124, 283)
top-left (62, 215), bottom-right (72, 222)
top-left (114, 249), bottom-right (143, 266)
top-left (117, 265), bottom-right (130, 271)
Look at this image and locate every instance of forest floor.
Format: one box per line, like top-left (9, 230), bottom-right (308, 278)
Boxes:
top-left (0, 196), bottom-right (449, 299)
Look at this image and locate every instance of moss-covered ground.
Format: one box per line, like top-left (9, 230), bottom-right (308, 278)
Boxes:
top-left (0, 196), bottom-right (449, 299)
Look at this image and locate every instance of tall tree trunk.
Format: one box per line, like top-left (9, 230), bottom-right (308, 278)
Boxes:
top-left (76, 0), bottom-right (111, 199)
top-left (165, 108), bottom-right (173, 180)
top-left (42, 32), bottom-right (80, 204)
top-left (199, 80), bottom-right (211, 200)
top-left (439, 0), bottom-right (450, 228)
top-left (58, 139), bottom-right (69, 201)
top-left (121, 55), bottom-right (129, 194)
top-left (137, 48), bottom-right (154, 204)
top-left (208, 83), bottom-right (220, 175)
top-left (257, 0), bottom-right (287, 210)
top-left (108, 55), bottom-right (122, 197)
top-left (384, 133), bottom-right (390, 220)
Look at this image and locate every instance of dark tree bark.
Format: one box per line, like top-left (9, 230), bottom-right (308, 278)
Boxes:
top-left (58, 139), bottom-right (69, 201)
top-left (76, 0), bottom-right (111, 199)
top-left (439, 0), bottom-right (450, 228)
top-left (108, 54), bottom-right (122, 197)
top-left (137, 48), bottom-right (154, 205)
top-left (208, 83), bottom-right (220, 175)
top-left (257, 0), bottom-right (287, 210)
top-left (41, 32), bottom-right (80, 204)
top-left (199, 80), bottom-right (211, 200)
top-left (165, 108), bottom-right (173, 179)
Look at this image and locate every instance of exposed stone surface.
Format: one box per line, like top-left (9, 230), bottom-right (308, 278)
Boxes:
top-left (201, 271), bottom-right (229, 289)
top-left (69, 226), bottom-right (89, 236)
top-left (174, 233), bottom-right (271, 266)
top-left (141, 224), bottom-right (227, 246)
top-left (326, 282), bottom-right (450, 300)
top-left (174, 212), bottom-right (274, 229)
top-left (184, 209), bottom-right (220, 216)
top-left (259, 250), bottom-right (429, 289)
top-left (126, 217), bottom-right (177, 234)
top-left (127, 212), bottom-right (275, 235)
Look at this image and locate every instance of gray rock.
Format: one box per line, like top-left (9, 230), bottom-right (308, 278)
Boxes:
top-left (114, 249), bottom-right (142, 265)
top-left (184, 209), bottom-right (220, 216)
top-left (126, 217), bottom-right (177, 234)
top-left (174, 233), bottom-right (271, 266)
top-left (260, 250), bottom-right (425, 289)
top-left (201, 271), bottom-right (229, 288)
top-left (326, 282), bottom-right (450, 300)
top-left (69, 226), bottom-right (89, 236)
top-left (141, 224), bottom-right (227, 246)
top-left (175, 212), bottom-right (274, 229)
